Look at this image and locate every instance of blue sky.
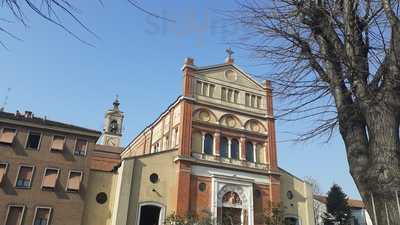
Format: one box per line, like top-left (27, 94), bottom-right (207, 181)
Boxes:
top-left (1, 1), bottom-right (359, 198)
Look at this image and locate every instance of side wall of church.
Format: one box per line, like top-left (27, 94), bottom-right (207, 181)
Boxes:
top-left (280, 169), bottom-right (315, 225)
top-left (83, 171), bottom-right (119, 225)
top-left (125, 150), bottom-right (179, 225)
top-left (122, 101), bottom-right (182, 158)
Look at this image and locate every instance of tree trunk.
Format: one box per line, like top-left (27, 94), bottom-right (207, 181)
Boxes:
top-left (363, 192), bottom-right (400, 225)
top-left (344, 105), bottom-right (400, 225)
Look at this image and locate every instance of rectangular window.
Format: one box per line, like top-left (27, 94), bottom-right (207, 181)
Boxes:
top-left (0, 163), bottom-right (8, 185)
top-left (152, 142), bottom-right (160, 153)
top-left (5, 205), bottom-right (25, 225)
top-left (66, 171), bottom-right (82, 192)
top-left (245, 93), bottom-right (250, 106)
top-left (256, 96), bottom-right (262, 108)
top-left (26, 132), bottom-right (41, 150)
top-left (209, 84), bottom-right (215, 97)
top-left (16, 166), bottom-right (34, 188)
top-left (221, 87), bottom-right (227, 101)
top-left (234, 90), bottom-right (239, 103)
top-left (33, 207), bottom-right (52, 225)
top-left (172, 127), bottom-right (179, 147)
top-left (74, 139), bottom-right (88, 156)
top-left (202, 83), bottom-right (209, 97)
top-left (196, 81), bottom-right (202, 95)
top-left (163, 135), bottom-right (169, 150)
top-left (41, 168), bottom-right (59, 190)
top-left (0, 128), bottom-right (17, 145)
top-left (50, 135), bottom-right (65, 152)
top-left (227, 89), bottom-right (233, 102)
top-left (251, 95), bottom-right (256, 107)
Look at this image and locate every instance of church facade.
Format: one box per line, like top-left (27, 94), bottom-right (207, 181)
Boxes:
top-left (84, 55), bottom-right (315, 225)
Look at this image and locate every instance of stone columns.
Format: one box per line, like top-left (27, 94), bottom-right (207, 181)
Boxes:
top-left (214, 132), bottom-right (221, 156)
top-left (228, 138), bottom-right (232, 158)
top-left (201, 132), bottom-right (205, 154)
top-left (240, 137), bottom-right (246, 160)
top-left (252, 141), bottom-right (257, 163)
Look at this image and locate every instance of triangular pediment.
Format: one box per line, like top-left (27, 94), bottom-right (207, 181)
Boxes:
top-left (195, 64), bottom-right (264, 91)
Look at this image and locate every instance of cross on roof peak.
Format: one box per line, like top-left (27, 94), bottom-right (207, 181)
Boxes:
top-left (226, 48), bottom-right (234, 58)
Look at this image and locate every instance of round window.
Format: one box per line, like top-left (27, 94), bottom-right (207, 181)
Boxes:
top-left (287, 191), bottom-right (294, 200)
top-left (199, 183), bottom-right (206, 192)
top-left (150, 173), bottom-right (159, 184)
top-left (96, 192), bottom-right (108, 204)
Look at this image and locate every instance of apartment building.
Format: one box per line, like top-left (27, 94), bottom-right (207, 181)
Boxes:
top-left (0, 110), bottom-right (101, 225)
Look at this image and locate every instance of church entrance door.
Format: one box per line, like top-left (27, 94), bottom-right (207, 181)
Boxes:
top-left (138, 205), bottom-right (161, 225)
top-left (221, 207), bottom-right (242, 225)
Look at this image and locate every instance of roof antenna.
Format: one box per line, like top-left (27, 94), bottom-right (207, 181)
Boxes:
top-left (0, 88), bottom-right (11, 112)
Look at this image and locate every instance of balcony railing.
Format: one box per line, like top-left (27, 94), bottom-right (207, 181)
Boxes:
top-left (191, 152), bottom-right (269, 170)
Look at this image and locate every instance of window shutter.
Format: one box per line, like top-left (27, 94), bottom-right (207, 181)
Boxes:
top-left (42, 169), bottom-right (58, 188)
top-left (0, 128), bottom-right (16, 144)
top-left (67, 172), bottom-right (82, 191)
top-left (0, 164), bottom-right (6, 184)
top-left (51, 136), bottom-right (65, 151)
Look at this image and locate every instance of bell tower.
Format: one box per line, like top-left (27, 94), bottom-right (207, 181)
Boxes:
top-left (101, 97), bottom-right (124, 147)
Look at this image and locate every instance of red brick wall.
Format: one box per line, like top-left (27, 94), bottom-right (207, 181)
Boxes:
top-left (189, 175), bottom-right (212, 216)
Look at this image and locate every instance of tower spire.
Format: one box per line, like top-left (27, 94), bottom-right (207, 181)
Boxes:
top-left (113, 94), bottom-right (120, 109)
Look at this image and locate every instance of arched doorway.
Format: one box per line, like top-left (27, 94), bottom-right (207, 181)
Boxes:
top-left (137, 203), bottom-right (165, 225)
top-left (284, 216), bottom-right (300, 225)
top-left (217, 185), bottom-right (250, 225)
top-left (220, 191), bottom-right (245, 225)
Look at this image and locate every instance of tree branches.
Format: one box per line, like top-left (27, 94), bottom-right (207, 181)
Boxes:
top-left (233, 0), bottom-right (400, 141)
top-left (0, 0), bottom-right (175, 48)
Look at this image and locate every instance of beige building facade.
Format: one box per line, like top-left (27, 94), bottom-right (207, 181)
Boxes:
top-left (0, 110), bottom-right (101, 225)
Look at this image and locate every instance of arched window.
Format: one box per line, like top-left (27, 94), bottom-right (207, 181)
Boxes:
top-left (203, 134), bottom-right (213, 155)
top-left (231, 139), bottom-right (239, 159)
top-left (109, 120), bottom-right (118, 133)
top-left (220, 137), bottom-right (229, 158)
top-left (246, 142), bottom-right (254, 162)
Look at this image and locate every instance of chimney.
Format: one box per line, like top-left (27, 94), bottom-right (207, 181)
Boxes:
top-left (184, 57), bottom-right (194, 66)
top-left (182, 57), bottom-right (195, 97)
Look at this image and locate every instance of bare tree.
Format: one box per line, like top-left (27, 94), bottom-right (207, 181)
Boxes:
top-left (233, 0), bottom-right (400, 224)
top-left (0, 0), bottom-right (174, 48)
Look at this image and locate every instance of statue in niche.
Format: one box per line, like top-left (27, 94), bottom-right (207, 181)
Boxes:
top-left (222, 191), bottom-right (242, 205)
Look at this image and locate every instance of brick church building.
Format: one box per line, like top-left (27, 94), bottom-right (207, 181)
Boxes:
top-left (84, 53), bottom-right (315, 225)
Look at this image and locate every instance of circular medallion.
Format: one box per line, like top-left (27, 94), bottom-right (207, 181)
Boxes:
top-left (96, 192), bottom-right (108, 204)
top-left (225, 70), bottom-right (238, 81)
top-left (226, 116), bottom-right (236, 127)
top-left (199, 111), bottom-right (210, 122)
top-left (150, 173), bottom-right (159, 184)
top-left (250, 121), bottom-right (260, 132)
